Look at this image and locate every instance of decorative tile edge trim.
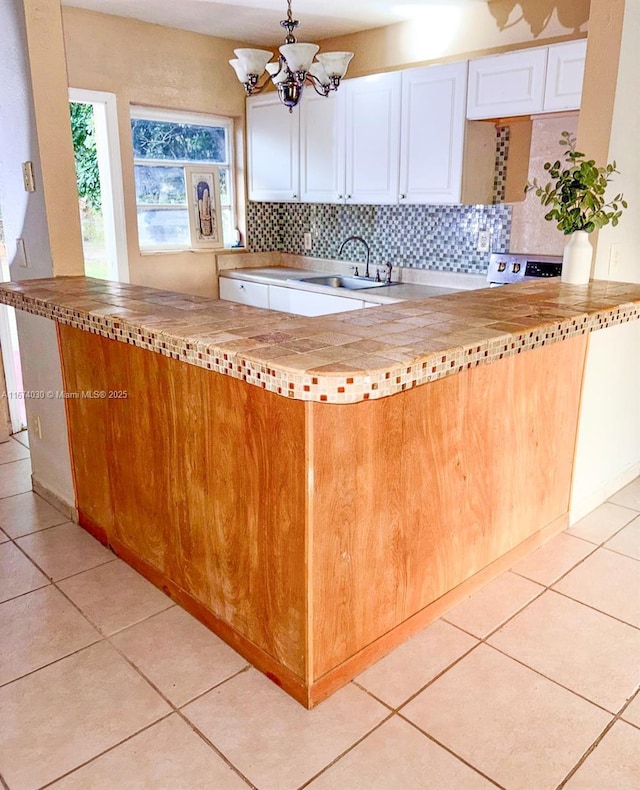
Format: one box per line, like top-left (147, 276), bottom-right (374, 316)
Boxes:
top-left (2, 291), bottom-right (639, 404)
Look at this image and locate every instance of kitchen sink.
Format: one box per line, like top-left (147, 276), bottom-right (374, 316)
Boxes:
top-left (289, 275), bottom-right (393, 290)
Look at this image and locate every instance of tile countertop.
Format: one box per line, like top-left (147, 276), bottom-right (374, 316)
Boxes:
top-left (1, 276), bottom-right (640, 404)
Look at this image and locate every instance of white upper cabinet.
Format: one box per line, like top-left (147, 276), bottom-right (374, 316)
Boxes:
top-left (247, 93), bottom-right (300, 202)
top-left (543, 40), bottom-right (587, 112)
top-left (300, 90), bottom-right (345, 203)
top-left (344, 72), bottom-right (402, 204)
top-left (399, 61), bottom-right (468, 204)
top-left (467, 47), bottom-right (548, 119)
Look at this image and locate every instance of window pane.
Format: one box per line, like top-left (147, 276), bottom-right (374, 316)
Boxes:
top-left (221, 207), bottom-right (233, 247)
top-left (131, 119), bottom-right (227, 163)
top-left (137, 208), bottom-right (190, 248)
top-left (218, 168), bottom-right (230, 205)
top-left (134, 165), bottom-right (186, 205)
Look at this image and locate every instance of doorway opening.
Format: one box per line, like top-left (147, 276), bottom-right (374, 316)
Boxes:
top-left (68, 89), bottom-right (129, 282)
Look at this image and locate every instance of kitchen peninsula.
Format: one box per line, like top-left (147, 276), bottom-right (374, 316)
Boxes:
top-left (3, 275), bottom-right (640, 708)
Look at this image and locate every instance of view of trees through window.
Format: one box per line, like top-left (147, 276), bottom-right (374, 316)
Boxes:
top-left (70, 102), bottom-right (108, 279)
top-left (131, 113), bottom-right (234, 250)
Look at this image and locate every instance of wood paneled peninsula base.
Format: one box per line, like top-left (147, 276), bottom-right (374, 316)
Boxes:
top-left (5, 276), bottom-right (640, 707)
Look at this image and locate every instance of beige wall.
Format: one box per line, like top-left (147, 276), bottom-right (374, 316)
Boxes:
top-left (24, 0), bottom-right (84, 276)
top-left (316, 0), bottom-right (589, 76)
top-left (62, 7), bottom-right (248, 297)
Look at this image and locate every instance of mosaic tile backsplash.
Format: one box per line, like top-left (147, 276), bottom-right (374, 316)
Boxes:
top-left (247, 202), bottom-right (512, 275)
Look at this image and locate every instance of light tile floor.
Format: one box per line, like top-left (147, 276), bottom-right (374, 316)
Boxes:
top-left (0, 433), bottom-right (639, 790)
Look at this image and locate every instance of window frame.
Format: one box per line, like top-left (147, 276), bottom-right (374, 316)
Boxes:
top-left (130, 106), bottom-right (236, 253)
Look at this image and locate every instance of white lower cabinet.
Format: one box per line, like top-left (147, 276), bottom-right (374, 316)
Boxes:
top-left (219, 278), bottom-right (371, 316)
top-left (219, 277), bottom-right (269, 308)
top-left (268, 284), bottom-right (364, 316)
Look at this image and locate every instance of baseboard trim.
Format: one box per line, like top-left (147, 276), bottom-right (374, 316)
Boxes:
top-left (570, 460), bottom-right (640, 524)
top-left (32, 477), bottom-right (78, 523)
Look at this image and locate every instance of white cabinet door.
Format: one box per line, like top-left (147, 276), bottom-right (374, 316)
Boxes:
top-left (247, 93), bottom-right (300, 202)
top-left (399, 62), bottom-right (468, 204)
top-left (269, 285), bottom-right (363, 316)
top-left (344, 72), bottom-right (401, 204)
top-left (467, 48), bottom-right (548, 119)
top-left (300, 90), bottom-right (346, 203)
top-left (543, 40), bottom-right (587, 112)
top-left (219, 277), bottom-right (270, 308)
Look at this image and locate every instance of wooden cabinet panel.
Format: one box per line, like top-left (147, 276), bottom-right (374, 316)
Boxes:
top-left (399, 62), bottom-right (468, 204)
top-left (544, 40), bottom-right (587, 111)
top-left (310, 334), bottom-right (587, 678)
top-left (58, 324), bottom-right (308, 678)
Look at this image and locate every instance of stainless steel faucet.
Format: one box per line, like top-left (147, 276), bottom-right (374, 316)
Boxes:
top-left (338, 236), bottom-right (371, 279)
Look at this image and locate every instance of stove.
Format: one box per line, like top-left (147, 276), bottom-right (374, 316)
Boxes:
top-left (487, 253), bottom-right (563, 287)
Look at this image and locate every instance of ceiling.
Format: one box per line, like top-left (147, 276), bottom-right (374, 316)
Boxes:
top-left (61, 0), bottom-right (488, 45)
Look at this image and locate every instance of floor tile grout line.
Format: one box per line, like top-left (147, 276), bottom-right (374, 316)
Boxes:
top-left (172, 708), bottom-right (258, 790)
top-left (368, 640), bottom-right (483, 714)
top-left (0, 455), bottom-right (31, 467)
top-left (294, 712), bottom-right (395, 790)
top-left (600, 543), bottom-right (640, 565)
top-left (105, 635), bottom-right (257, 790)
top-left (34, 712), bottom-right (176, 790)
top-left (10, 531), bottom-right (119, 584)
top-left (396, 713), bottom-right (507, 790)
top-left (549, 587), bottom-right (640, 634)
top-left (441, 581), bottom-right (548, 643)
top-left (3, 516), bottom-right (79, 540)
top-left (555, 688), bottom-right (640, 789)
top-left (8, 534), bottom-right (118, 590)
top-left (0, 580), bottom-right (51, 607)
top-left (174, 665), bottom-right (251, 710)
top-left (0, 636), bottom-right (104, 691)
top-left (0, 486), bottom-right (64, 506)
top-left (482, 641), bottom-right (624, 716)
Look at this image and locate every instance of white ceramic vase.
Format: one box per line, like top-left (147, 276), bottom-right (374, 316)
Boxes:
top-left (561, 230), bottom-right (593, 285)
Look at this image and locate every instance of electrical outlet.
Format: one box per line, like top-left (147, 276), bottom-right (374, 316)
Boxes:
top-left (477, 230), bottom-right (491, 253)
top-left (303, 231), bottom-right (312, 251)
top-left (30, 414), bottom-right (42, 440)
top-left (609, 242), bottom-right (621, 278)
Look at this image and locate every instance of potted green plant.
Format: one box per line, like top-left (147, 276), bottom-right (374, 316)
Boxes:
top-left (528, 131), bottom-right (627, 284)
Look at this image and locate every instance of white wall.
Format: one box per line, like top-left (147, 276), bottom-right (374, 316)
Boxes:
top-left (0, 0), bottom-right (75, 509)
top-left (570, 0), bottom-right (640, 522)
top-left (571, 322), bottom-right (640, 522)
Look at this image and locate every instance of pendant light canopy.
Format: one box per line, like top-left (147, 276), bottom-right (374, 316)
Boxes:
top-left (230, 0), bottom-right (354, 111)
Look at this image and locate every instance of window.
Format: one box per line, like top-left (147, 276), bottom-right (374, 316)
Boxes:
top-left (130, 107), bottom-right (235, 251)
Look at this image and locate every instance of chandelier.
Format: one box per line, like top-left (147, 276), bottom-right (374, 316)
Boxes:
top-left (229, 0), bottom-right (354, 111)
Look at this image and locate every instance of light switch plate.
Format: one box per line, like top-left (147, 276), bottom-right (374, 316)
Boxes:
top-left (16, 238), bottom-right (28, 268)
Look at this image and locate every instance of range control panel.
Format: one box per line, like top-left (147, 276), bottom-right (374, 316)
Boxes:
top-left (487, 253), bottom-right (563, 286)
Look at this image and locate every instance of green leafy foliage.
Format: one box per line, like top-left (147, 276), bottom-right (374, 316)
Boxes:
top-left (527, 131), bottom-right (627, 234)
top-left (70, 102), bottom-right (102, 211)
top-left (131, 119), bottom-right (227, 163)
